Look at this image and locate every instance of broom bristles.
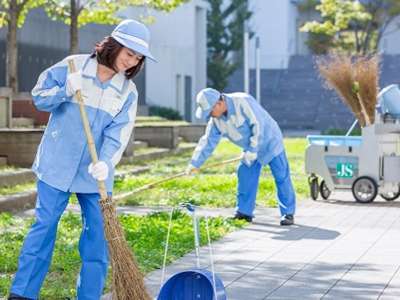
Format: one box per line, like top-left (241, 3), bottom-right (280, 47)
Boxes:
top-left (317, 54), bottom-right (367, 127)
top-left (317, 54), bottom-right (380, 127)
top-left (101, 197), bottom-right (151, 300)
top-left (354, 55), bottom-right (380, 124)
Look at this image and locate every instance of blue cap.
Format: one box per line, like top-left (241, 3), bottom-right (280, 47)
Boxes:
top-left (111, 19), bottom-right (156, 62)
top-left (195, 88), bottom-right (221, 120)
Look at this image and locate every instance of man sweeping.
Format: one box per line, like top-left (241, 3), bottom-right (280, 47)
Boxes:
top-left (186, 88), bottom-right (296, 225)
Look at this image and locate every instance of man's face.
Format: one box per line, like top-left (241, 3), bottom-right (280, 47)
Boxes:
top-left (210, 99), bottom-right (226, 118)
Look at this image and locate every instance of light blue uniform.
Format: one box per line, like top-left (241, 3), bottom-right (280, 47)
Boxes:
top-left (32, 54), bottom-right (138, 193)
top-left (10, 54), bottom-right (138, 299)
top-left (191, 92), bottom-right (296, 217)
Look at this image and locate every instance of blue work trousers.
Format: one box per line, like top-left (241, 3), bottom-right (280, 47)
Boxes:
top-left (10, 180), bottom-right (109, 300)
top-left (236, 151), bottom-right (296, 217)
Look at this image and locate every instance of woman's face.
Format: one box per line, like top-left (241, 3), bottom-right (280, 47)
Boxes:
top-left (115, 47), bottom-right (143, 73)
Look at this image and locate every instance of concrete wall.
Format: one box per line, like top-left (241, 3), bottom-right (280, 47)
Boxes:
top-left (178, 124), bottom-right (206, 142)
top-left (0, 125), bottom-right (206, 166)
top-left (0, 129), bottom-right (43, 167)
top-left (134, 126), bottom-right (180, 149)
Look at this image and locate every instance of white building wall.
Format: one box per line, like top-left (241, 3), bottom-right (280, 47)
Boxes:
top-left (379, 16), bottom-right (400, 54)
top-left (247, 1), bottom-right (400, 66)
top-left (122, 1), bottom-right (207, 121)
top-left (248, 0), bottom-right (293, 69)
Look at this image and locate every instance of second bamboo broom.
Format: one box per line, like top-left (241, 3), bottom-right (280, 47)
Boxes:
top-left (316, 54), bottom-right (380, 127)
top-left (68, 60), bottom-right (151, 300)
top-left (114, 156), bottom-right (242, 202)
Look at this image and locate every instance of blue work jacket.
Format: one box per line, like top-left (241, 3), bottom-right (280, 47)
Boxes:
top-left (31, 54), bottom-right (138, 193)
top-left (191, 93), bottom-right (284, 168)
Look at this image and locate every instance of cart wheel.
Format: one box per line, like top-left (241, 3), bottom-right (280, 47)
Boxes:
top-left (309, 177), bottom-right (319, 200)
top-left (352, 176), bottom-right (378, 203)
top-left (320, 180), bottom-right (331, 200)
top-left (380, 186), bottom-right (400, 201)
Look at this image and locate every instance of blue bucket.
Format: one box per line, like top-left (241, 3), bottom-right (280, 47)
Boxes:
top-left (157, 268), bottom-right (227, 300)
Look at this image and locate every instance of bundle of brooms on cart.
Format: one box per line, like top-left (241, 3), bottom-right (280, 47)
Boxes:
top-left (316, 53), bottom-right (380, 127)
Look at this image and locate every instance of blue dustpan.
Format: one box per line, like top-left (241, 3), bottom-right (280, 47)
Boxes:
top-left (157, 203), bottom-right (227, 300)
top-left (157, 268), bottom-right (226, 300)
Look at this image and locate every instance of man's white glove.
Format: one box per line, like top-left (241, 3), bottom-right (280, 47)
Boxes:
top-left (88, 161), bottom-right (109, 181)
top-left (66, 71), bottom-right (83, 97)
top-left (185, 164), bottom-right (198, 176)
top-left (241, 151), bottom-right (257, 167)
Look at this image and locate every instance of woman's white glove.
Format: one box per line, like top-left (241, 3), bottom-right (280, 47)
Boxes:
top-left (66, 71), bottom-right (83, 96)
top-left (241, 151), bottom-right (257, 167)
top-left (88, 161), bottom-right (109, 181)
top-left (185, 164), bottom-right (198, 175)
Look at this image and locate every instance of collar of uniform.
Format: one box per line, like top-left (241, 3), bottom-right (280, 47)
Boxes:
top-left (82, 57), bottom-right (97, 78)
top-left (82, 57), bottom-right (125, 92)
top-left (109, 72), bottom-right (125, 93)
top-left (222, 94), bottom-right (235, 120)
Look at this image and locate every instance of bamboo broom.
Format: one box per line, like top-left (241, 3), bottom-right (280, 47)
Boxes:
top-left (353, 55), bottom-right (380, 125)
top-left (316, 54), bottom-right (380, 127)
top-left (114, 156), bottom-right (242, 202)
top-left (317, 54), bottom-right (367, 127)
top-left (68, 60), bottom-right (151, 300)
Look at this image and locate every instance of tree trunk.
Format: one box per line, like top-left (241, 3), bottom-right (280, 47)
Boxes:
top-left (6, 0), bottom-right (19, 93)
top-left (69, 0), bottom-right (79, 54)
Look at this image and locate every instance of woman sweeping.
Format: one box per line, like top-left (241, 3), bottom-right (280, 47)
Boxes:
top-left (8, 19), bottom-right (155, 300)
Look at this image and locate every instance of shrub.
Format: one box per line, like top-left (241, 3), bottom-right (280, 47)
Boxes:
top-left (322, 127), bottom-right (361, 136)
top-left (149, 106), bottom-right (182, 120)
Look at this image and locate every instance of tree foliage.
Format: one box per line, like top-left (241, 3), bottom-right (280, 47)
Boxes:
top-left (207, 0), bottom-right (252, 91)
top-left (0, 0), bottom-right (44, 27)
top-left (300, 0), bottom-right (400, 54)
top-left (45, 0), bottom-right (188, 54)
top-left (0, 0), bottom-right (45, 92)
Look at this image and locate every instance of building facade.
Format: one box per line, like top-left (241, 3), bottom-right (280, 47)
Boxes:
top-left (0, 0), bottom-right (208, 122)
top-left (121, 0), bottom-right (207, 121)
top-left (246, 0), bottom-right (400, 70)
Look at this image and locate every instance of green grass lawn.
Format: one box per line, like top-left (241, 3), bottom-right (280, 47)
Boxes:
top-left (0, 138), bottom-right (308, 205)
top-left (0, 211), bottom-right (245, 298)
top-left (0, 183), bottom-right (36, 195)
top-left (117, 138), bottom-right (308, 208)
top-left (0, 166), bottom-right (18, 173)
top-left (0, 138), bottom-right (308, 298)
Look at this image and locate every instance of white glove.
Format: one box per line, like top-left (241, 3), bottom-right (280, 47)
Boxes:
top-left (88, 161), bottom-right (109, 181)
top-left (241, 151), bottom-right (257, 167)
top-left (185, 164), bottom-right (198, 175)
top-left (66, 71), bottom-right (83, 96)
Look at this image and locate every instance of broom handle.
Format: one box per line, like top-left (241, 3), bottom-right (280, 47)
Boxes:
top-left (356, 92), bottom-right (371, 126)
top-left (130, 156), bottom-right (242, 195)
top-left (68, 60), bottom-right (108, 200)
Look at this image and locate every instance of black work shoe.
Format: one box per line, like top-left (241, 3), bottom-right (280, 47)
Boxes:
top-left (233, 211), bottom-right (253, 222)
top-left (280, 214), bottom-right (294, 226)
top-left (8, 294), bottom-right (33, 300)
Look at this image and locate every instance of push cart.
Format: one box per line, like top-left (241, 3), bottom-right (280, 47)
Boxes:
top-left (305, 84), bottom-right (400, 203)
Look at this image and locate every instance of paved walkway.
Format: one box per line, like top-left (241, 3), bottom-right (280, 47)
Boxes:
top-left (143, 192), bottom-right (400, 300)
